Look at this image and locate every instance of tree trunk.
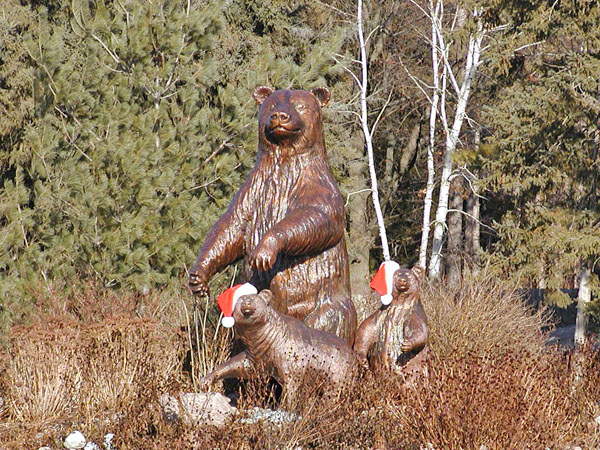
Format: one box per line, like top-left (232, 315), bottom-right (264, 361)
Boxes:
top-left (446, 177), bottom-right (463, 287)
top-left (574, 262), bottom-right (591, 346)
top-left (383, 121), bottom-right (421, 209)
top-left (399, 121), bottom-right (422, 176)
top-left (428, 20), bottom-right (484, 280)
top-left (464, 130), bottom-right (481, 269)
top-left (418, 1), bottom-right (442, 270)
top-left (357, 0), bottom-right (390, 261)
top-left (347, 139), bottom-right (375, 321)
top-left (464, 191), bottom-right (480, 266)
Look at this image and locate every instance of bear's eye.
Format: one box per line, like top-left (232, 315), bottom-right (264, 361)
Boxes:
top-left (294, 102), bottom-right (306, 111)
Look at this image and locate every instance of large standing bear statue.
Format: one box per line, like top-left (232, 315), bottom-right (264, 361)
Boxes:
top-left (188, 86), bottom-right (357, 344)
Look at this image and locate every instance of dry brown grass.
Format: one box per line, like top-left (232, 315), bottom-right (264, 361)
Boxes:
top-left (130, 346), bottom-right (599, 449)
top-left (423, 268), bottom-right (551, 358)
top-left (0, 282), bottom-right (189, 449)
top-left (0, 318), bottom-right (186, 447)
top-left (181, 294), bottom-right (236, 391)
top-left (0, 273), bottom-right (599, 449)
top-left (392, 347), bottom-right (600, 449)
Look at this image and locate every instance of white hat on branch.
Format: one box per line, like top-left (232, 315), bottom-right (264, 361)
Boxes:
top-left (370, 260), bottom-right (400, 306)
top-left (216, 282), bottom-right (258, 328)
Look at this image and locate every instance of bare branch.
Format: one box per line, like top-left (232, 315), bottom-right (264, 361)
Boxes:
top-left (371, 90), bottom-right (394, 136)
top-left (447, 209), bottom-right (496, 233)
top-left (315, 0), bottom-right (354, 18)
top-left (365, 25), bottom-right (380, 44)
top-left (345, 188), bottom-right (373, 207)
top-left (331, 55), bottom-right (363, 90)
top-left (91, 33), bottom-right (121, 65)
top-left (398, 56), bottom-right (433, 104)
top-left (513, 40), bottom-right (545, 53)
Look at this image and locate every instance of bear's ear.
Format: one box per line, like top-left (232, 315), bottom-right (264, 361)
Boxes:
top-left (310, 87), bottom-right (331, 107)
top-left (259, 289), bottom-right (274, 304)
top-left (411, 266), bottom-right (425, 282)
top-left (253, 86), bottom-right (274, 105)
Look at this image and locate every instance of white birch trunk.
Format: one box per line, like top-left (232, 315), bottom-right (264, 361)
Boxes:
top-left (574, 263), bottom-right (591, 346)
top-left (418, 0), bottom-right (442, 269)
top-left (357, 0), bottom-right (390, 261)
top-left (428, 16), bottom-right (484, 279)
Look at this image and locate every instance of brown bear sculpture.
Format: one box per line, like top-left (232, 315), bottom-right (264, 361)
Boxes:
top-left (189, 86), bottom-right (357, 344)
top-left (354, 264), bottom-right (429, 378)
top-left (200, 289), bottom-right (358, 410)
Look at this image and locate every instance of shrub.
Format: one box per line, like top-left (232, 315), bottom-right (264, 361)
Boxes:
top-left (422, 268), bottom-right (551, 358)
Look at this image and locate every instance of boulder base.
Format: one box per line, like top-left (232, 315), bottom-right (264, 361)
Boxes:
top-left (159, 392), bottom-right (236, 427)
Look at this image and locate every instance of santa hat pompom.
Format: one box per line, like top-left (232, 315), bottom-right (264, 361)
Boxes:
top-left (370, 260), bottom-right (400, 306)
top-left (216, 283), bottom-right (258, 328)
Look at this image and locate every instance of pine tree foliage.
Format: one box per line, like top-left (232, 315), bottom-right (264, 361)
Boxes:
top-left (481, 0), bottom-right (600, 306)
top-left (0, 0), bottom-right (350, 325)
top-left (1, 1), bottom-right (238, 297)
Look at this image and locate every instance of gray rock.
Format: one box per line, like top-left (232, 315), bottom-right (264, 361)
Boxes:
top-left (64, 431), bottom-right (86, 449)
top-left (84, 442), bottom-right (100, 450)
top-left (238, 407), bottom-right (301, 426)
top-left (159, 392), bottom-right (237, 427)
top-left (103, 433), bottom-right (115, 450)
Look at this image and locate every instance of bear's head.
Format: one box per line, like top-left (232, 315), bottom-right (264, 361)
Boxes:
top-left (392, 266), bottom-right (424, 299)
top-left (232, 289), bottom-right (275, 329)
top-left (253, 86), bottom-right (330, 154)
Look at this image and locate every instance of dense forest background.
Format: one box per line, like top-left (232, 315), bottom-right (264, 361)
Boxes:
top-left (1, 0), bottom-right (599, 330)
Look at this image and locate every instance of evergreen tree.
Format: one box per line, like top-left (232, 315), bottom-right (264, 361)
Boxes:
top-left (481, 0), bottom-right (600, 308)
top-left (1, 0), bottom-right (246, 293)
top-left (0, 0), bottom-right (350, 326)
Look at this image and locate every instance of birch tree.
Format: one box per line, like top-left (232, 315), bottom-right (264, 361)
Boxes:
top-left (357, 0), bottom-right (391, 261)
top-left (417, 0), bottom-right (442, 269)
top-left (335, 0), bottom-right (391, 261)
top-left (398, 1), bottom-right (488, 276)
top-left (575, 262), bottom-right (592, 346)
top-left (427, 5), bottom-right (485, 280)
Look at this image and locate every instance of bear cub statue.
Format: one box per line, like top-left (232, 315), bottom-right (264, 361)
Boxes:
top-left (202, 285), bottom-right (358, 411)
top-left (353, 263), bottom-right (429, 379)
top-left (188, 85), bottom-right (356, 345)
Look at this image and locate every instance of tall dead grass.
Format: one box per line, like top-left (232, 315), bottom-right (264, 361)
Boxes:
top-left (1, 272), bottom-right (599, 449)
top-left (180, 294), bottom-right (235, 391)
top-left (0, 282), bottom-right (189, 448)
top-left (141, 344), bottom-right (599, 449)
top-left (0, 318), bottom-right (186, 445)
top-left (423, 268), bottom-right (551, 358)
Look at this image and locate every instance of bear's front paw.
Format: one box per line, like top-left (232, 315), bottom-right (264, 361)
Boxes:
top-left (188, 268), bottom-right (209, 296)
top-left (249, 234), bottom-right (280, 271)
top-left (198, 373), bottom-right (215, 391)
top-left (401, 340), bottom-right (414, 353)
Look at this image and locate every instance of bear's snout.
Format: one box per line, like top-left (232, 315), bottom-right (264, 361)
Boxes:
top-left (270, 111), bottom-right (290, 125)
top-left (240, 298), bottom-right (255, 316)
top-left (396, 276), bottom-right (410, 292)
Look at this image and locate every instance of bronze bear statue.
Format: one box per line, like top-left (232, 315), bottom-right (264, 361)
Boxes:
top-left (201, 289), bottom-right (358, 410)
top-left (189, 86), bottom-right (356, 344)
top-left (354, 264), bottom-right (429, 378)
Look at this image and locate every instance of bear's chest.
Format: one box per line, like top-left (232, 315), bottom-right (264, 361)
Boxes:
top-left (372, 304), bottom-right (412, 366)
top-left (244, 157), bottom-right (305, 246)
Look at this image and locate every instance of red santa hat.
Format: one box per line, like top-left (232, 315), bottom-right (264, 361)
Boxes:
top-left (370, 260), bottom-right (400, 306)
top-left (216, 283), bottom-right (258, 328)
